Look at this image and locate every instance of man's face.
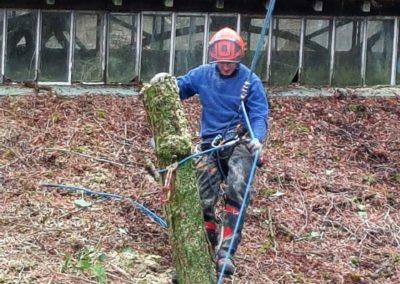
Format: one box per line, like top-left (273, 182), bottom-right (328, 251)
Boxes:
top-left (217, 62), bottom-right (237, 76)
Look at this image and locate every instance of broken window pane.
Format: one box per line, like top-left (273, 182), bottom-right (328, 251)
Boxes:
top-left (333, 19), bottom-right (364, 86)
top-left (40, 11), bottom-right (70, 82)
top-left (108, 14), bottom-right (138, 83)
top-left (366, 19), bottom-right (394, 86)
top-left (73, 12), bottom-right (104, 83)
top-left (5, 10), bottom-right (37, 82)
top-left (141, 14), bottom-right (172, 82)
top-left (270, 18), bottom-right (301, 86)
top-left (241, 16), bottom-right (268, 82)
top-left (303, 19), bottom-right (332, 86)
top-left (174, 15), bottom-right (205, 76)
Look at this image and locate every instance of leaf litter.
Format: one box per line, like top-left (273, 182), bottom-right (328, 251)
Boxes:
top-left (0, 90), bottom-right (399, 283)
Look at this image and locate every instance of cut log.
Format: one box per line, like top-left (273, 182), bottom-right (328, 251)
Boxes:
top-left (140, 74), bottom-right (215, 283)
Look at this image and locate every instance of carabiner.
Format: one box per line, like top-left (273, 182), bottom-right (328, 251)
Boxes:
top-left (211, 134), bottom-right (224, 148)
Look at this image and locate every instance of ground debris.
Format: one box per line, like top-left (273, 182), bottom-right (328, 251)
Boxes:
top-left (1, 93), bottom-right (399, 283)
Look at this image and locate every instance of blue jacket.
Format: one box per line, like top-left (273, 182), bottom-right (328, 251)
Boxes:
top-left (177, 63), bottom-right (268, 142)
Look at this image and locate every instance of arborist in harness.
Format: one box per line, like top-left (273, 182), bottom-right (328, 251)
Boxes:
top-left (177, 27), bottom-right (269, 276)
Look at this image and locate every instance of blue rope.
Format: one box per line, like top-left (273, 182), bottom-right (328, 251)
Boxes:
top-left (158, 141), bottom-right (239, 173)
top-left (40, 183), bottom-right (168, 228)
top-left (216, 103), bottom-right (259, 283)
top-left (217, 1), bottom-right (276, 282)
top-left (248, 0), bottom-right (277, 82)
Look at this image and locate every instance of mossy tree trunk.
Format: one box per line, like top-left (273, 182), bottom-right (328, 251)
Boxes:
top-left (141, 74), bottom-right (215, 284)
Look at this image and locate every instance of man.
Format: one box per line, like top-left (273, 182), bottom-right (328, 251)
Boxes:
top-left (176, 27), bottom-right (269, 276)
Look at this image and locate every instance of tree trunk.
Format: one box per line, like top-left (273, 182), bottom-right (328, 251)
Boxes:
top-left (140, 74), bottom-right (215, 284)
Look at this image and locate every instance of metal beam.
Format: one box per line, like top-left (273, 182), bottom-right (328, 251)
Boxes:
top-left (298, 16), bottom-right (305, 83)
top-left (135, 13), bottom-right (141, 79)
top-left (329, 17), bottom-right (336, 85)
top-left (169, 12), bottom-right (176, 74)
top-left (266, 16), bottom-right (273, 84)
top-left (101, 12), bottom-right (108, 83)
top-left (68, 11), bottom-right (75, 84)
top-left (1, 0), bottom-right (400, 16)
top-left (35, 10), bottom-right (41, 81)
top-left (391, 17), bottom-right (398, 85)
top-left (361, 17), bottom-right (368, 86)
top-left (138, 12), bottom-right (144, 81)
top-left (1, 10), bottom-right (7, 82)
top-left (203, 14), bottom-right (210, 64)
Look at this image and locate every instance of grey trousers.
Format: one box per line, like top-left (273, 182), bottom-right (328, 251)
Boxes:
top-left (195, 141), bottom-right (255, 257)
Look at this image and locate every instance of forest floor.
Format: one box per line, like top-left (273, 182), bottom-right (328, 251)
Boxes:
top-left (1, 89), bottom-right (399, 283)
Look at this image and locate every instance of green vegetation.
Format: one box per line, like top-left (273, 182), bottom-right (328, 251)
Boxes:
top-left (63, 247), bottom-right (107, 283)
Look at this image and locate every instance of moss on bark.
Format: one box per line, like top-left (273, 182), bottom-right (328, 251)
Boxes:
top-left (141, 74), bottom-right (215, 284)
top-left (140, 75), bottom-right (192, 163)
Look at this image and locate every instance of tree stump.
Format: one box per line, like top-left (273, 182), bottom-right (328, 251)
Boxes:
top-left (140, 74), bottom-right (215, 284)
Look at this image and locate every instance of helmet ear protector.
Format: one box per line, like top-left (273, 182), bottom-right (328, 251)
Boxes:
top-left (209, 27), bottom-right (245, 63)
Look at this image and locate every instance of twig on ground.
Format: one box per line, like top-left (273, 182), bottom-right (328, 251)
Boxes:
top-left (293, 170), bottom-right (308, 235)
top-left (45, 147), bottom-right (126, 167)
top-left (109, 263), bottom-right (136, 281)
top-left (268, 208), bottom-right (278, 255)
top-left (52, 271), bottom-right (99, 284)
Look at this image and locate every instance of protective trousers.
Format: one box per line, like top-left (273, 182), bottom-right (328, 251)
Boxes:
top-left (195, 141), bottom-right (254, 259)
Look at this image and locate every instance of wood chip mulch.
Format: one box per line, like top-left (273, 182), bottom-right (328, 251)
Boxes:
top-left (1, 91), bottom-right (399, 283)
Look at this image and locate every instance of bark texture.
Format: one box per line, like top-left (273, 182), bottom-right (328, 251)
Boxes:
top-left (141, 74), bottom-right (215, 284)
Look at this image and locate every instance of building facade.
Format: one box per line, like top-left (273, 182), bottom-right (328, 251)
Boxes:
top-left (1, 0), bottom-right (400, 86)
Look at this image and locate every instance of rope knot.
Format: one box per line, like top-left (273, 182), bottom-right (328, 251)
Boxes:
top-left (160, 162), bottom-right (178, 204)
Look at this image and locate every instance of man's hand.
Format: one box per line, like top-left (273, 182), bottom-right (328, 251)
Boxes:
top-left (248, 138), bottom-right (262, 156)
top-left (248, 138), bottom-right (264, 167)
top-left (150, 72), bottom-right (171, 85)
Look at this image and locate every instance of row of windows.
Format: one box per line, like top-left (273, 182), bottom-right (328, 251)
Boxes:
top-left (1, 9), bottom-right (399, 86)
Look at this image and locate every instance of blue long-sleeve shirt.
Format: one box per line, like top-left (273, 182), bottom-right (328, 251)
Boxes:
top-left (177, 63), bottom-right (269, 142)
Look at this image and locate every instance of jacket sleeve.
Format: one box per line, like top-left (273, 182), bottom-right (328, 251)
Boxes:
top-left (176, 69), bottom-right (199, 100)
top-left (245, 77), bottom-right (269, 143)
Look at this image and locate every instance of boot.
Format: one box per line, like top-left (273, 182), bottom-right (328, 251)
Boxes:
top-left (215, 204), bottom-right (241, 276)
top-left (216, 255), bottom-right (236, 276)
top-left (171, 271), bottom-right (178, 284)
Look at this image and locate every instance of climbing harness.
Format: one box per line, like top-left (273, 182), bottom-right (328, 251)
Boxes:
top-left (158, 136), bottom-right (242, 174)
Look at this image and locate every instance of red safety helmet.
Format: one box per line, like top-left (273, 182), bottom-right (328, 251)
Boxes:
top-left (209, 27), bottom-right (245, 63)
